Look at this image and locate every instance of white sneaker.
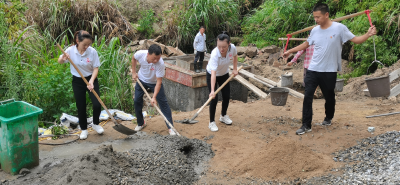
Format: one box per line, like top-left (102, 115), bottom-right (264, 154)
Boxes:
top-left (134, 121), bottom-right (147, 131)
top-left (219, 115), bottom-right (232, 125)
top-left (92, 124), bottom-right (104, 134)
top-left (169, 129), bottom-right (177, 136)
top-left (80, 130), bottom-right (88, 140)
top-left (208, 121), bottom-right (218, 132)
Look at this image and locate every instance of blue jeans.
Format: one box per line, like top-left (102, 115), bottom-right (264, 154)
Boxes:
top-left (134, 80), bottom-right (173, 129)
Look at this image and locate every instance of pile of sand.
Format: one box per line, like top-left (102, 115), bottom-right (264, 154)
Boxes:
top-left (338, 60), bottom-right (400, 100)
top-left (233, 136), bottom-right (335, 180)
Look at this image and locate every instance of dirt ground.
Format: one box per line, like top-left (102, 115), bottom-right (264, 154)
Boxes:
top-left (2, 56), bottom-right (400, 184)
top-left (2, 94), bottom-right (398, 184)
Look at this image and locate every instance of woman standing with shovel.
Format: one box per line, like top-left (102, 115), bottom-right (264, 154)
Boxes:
top-left (207, 32), bottom-right (238, 132)
top-left (58, 30), bottom-right (104, 140)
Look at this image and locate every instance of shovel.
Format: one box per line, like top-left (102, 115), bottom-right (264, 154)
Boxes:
top-left (135, 80), bottom-right (181, 136)
top-left (56, 44), bottom-right (137, 135)
top-left (175, 66), bottom-right (243, 124)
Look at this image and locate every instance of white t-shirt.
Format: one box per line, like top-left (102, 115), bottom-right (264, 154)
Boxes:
top-left (193, 32), bottom-right (206, 52)
top-left (307, 22), bottom-right (355, 72)
top-left (134, 50), bottom-right (165, 84)
top-left (60, 45), bottom-right (101, 77)
top-left (206, 44), bottom-right (237, 76)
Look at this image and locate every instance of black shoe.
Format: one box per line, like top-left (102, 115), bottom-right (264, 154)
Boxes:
top-left (197, 62), bottom-right (202, 73)
top-left (296, 126), bottom-right (312, 135)
top-left (321, 120), bottom-right (332, 126)
top-left (194, 62), bottom-right (200, 73)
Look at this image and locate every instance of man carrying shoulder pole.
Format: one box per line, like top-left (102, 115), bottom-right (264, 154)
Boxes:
top-left (283, 3), bottom-right (377, 135)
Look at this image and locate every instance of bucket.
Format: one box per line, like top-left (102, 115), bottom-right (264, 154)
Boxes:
top-left (0, 99), bottom-right (43, 175)
top-left (281, 73), bottom-right (293, 88)
top-left (365, 76), bottom-right (390, 97)
top-left (335, 79), bottom-right (345, 92)
top-left (270, 87), bottom-right (289, 106)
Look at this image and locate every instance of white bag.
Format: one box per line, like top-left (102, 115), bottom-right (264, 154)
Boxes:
top-left (115, 111), bottom-right (136, 121)
top-left (99, 109), bottom-right (119, 120)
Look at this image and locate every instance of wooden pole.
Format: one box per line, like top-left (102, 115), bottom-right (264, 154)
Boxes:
top-left (289, 10), bottom-right (369, 36)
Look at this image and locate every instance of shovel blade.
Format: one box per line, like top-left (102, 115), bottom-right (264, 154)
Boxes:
top-left (174, 119), bottom-right (199, 124)
top-left (112, 124), bottom-right (137, 135)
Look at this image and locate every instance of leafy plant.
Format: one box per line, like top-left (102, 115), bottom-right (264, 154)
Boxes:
top-left (51, 125), bottom-right (68, 139)
top-left (137, 9), bottom-right (157, 38)
top-left (0, 0), bottom-right (27, 40)
top-left (164, 0), bottom-right (240, 52)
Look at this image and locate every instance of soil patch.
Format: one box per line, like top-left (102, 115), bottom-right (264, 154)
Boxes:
top-left (234, 136), bottom-right (335, 180)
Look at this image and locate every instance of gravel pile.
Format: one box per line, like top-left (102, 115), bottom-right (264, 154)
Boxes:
top-left (305, 131), bottom-right (400, 184)
top-left (5, 135), bottom-right (214, 185)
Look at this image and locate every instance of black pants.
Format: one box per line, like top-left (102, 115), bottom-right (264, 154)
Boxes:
top-left (194, 51), bottom-right (205, 64)
top-left (72, 75), bottom-right (101, 130)
top-left (302, 70), bottom-right (337, 128)
top-left (207, 72), bottom-right (230, 122)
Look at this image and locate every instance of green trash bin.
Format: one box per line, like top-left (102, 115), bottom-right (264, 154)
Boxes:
top-left (0, 99), bottom-right (43, 175)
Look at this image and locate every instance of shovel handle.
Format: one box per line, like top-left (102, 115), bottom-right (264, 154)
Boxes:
top-left (56, 44), bottom-right (119, 126)
top-left (135, 79), bottom-right (181, 136)
top-left (195, 66), bottom-right (244, 115)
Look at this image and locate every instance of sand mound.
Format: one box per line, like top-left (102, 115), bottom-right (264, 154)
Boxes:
top-left (338, 60), bottom-right (400, 100)
top-left (233, 136), bottom-right (335, 180)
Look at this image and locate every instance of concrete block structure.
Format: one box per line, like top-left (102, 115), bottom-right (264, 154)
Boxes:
top-left (163, 54), bottom-right (250, 112)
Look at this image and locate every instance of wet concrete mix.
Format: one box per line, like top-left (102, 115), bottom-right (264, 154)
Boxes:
top-left (4, 135), bottom-right (214, 185)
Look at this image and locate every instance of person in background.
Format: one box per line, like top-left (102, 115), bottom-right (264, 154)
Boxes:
top-left (131, 44), bottom-right (176, 136)
top-left (206, 31), bottom-right (238, 132)
top-left (193, 26), bottom-right (207, 73)
top-left (58, 30), bottom-right (104, 140)
top-left (283, 3), bottom-right (376, 135)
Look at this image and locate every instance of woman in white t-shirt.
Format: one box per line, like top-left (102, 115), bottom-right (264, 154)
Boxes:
top-left (206, 32), bottom-right (238, 132)
top-left (58, 30), bottom-right (104, 140)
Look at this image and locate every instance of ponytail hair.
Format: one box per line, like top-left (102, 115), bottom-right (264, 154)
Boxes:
top-left (217, 31), bottom-right (230, 44)
top-left (72, 30), bottom-right (93, 47)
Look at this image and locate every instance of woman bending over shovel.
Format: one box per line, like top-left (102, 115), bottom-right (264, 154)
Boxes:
top-left (206, 32), bottom-right (238, 132)
top-left (58, 30), bottom-right (104, 140)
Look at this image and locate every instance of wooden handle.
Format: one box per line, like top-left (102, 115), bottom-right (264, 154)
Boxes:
top-left (289, 10), bottom-right (369, 36)
top-left (195, 66), bottom-right (244, 114)
top-left (135, 80), bottom-right (181, 136)
top-left (56, 44), bottom-right (119, 125)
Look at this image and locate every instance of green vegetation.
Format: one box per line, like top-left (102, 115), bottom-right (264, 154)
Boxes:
top-left (2, 0), bottom-right (400, 121)
top-left (0, 1), bottom-right (134, 121)
top-left (137, 9), bottom-right (157, 38)
top-left (241, 0), bottom-right (400, 80)
top-left (165, 0), bottom-right (240, 51)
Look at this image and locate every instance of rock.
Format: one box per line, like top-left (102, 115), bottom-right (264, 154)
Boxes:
top-left (388, 96), bottom-right (397, 103)
top-left (368, 127), bottom-right (375, 132)
top-left (261, 45), bottom-right (280, 54)
top-left (245, 47), bottom-right (258, 58)
top-left (139, 40), bottom-right (146, 45)
top-left (230, 37), bottom-right (243, 45)
top-left (129, 40), bottom-right (140, 46)
top-left (272, 61), bottom-right (281, 68)
top-left (127, 45), bottom-right (140, 53)
top-left (248, 43), bottom-right (256, 47)
top-left (1, 179), bottom-right (7, 183)
top-left (236, 47), bottom-right (247, 55)
top-left (19, 168), bottom-right (30, 175)
top-left (165, 46), bottom-right (185, 57)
